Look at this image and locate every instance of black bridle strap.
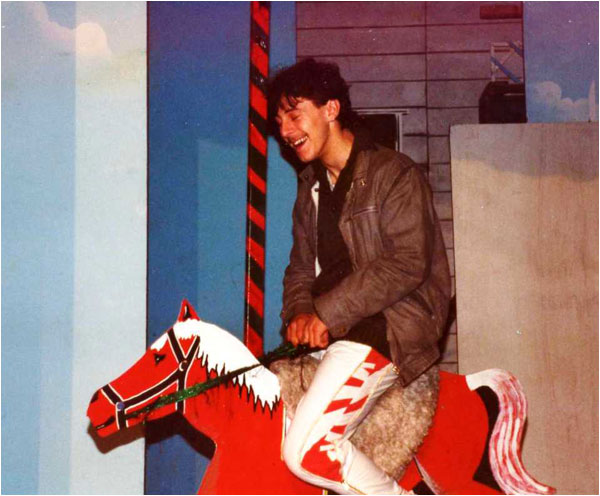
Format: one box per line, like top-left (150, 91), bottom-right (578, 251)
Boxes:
top-left (123, 335), bottom-right (200, 409)
top-left (103, 335), bottom-right (200, 429)
top-left (167, 328), bottom-right (186, 363)
top-left (118, 342), bottom-right (311, 425)
top-left (96, 342), bottom-right (312, 430)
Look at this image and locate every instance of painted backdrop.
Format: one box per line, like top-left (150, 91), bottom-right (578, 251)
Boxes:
top-left (524, 1), bottom-right (599, 122)
top-left (2, 2), bottom-right (146, 493)
top-left (2, 1), bottom-right (295, 494)
top-left (146, 2), bottom-right (295, 493)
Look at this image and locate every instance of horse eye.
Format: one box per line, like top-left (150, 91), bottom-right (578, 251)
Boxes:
top-left (154, 353), bottom-right (166, 365)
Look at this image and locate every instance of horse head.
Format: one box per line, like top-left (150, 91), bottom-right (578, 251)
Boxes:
top-left (87, 299), bottom-right (280, 438)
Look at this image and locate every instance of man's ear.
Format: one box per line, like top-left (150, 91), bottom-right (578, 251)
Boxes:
top-left (325, 99), bottom-right (341, 122)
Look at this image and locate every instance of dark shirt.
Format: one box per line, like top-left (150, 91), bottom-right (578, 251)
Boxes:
top-left (311, 128), bottom-right (391, 359)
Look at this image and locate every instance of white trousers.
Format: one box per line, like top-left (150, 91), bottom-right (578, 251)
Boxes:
top-left (282, 340), bottom-right (404, 495)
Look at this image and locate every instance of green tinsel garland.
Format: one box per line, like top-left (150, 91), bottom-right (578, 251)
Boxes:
top-left (123, 342), bottom-right (312, 423)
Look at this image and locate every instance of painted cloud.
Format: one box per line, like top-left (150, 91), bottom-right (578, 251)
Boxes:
top-left (530, 80), bottom-right (598, 123)
top-left (25, 2), bottom-right (111, 58)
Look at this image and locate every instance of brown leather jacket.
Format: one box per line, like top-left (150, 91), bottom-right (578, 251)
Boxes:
top-left (281, 145), bottom-right (451, 385)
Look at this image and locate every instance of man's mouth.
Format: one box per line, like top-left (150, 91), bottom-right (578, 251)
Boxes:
top-left (289, 136), bottom-right (308, 148)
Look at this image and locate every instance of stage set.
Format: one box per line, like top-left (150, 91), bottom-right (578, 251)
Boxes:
top-left (3, 2), bottom-right (598, 494)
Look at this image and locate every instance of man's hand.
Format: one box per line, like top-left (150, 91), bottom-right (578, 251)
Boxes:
top-left (306, 314), bottom-right (329, 348)
top-left (286, 313), bottom-right (329, 348)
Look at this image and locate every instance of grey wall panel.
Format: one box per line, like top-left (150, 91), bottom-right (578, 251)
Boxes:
top-left (433, 191), bottom-right (453, 220)
top-left (428, 136), bottom-right (450, 163)
top-left (440, 219), bottom-right (454, 248)
top-left (403, 107), bottom-right (427, 134)
top-left (428, 52), bottom-right (502, 80)
top-left (427, 23), bottom-right (522, 52)
top-left (403, 135), bottom-right (428, 163)
top-left (308, 54), bottom-right (426, 81)
top-left (429, 162), bottom-right (452, 191)
top-left (447, 320), bottom-right (456, 335)
top-left (350, 81), bottom-right (425, 107)
top-left (298, 26), bottom-right (425, 56)
top-left (439, 362), bottom-right (458, 373)
top-left (428, 80), bottom-right (489, 107)
top-left (440, 331), bottom-right (457, 362)
top-left (446, 248), bottom-right (455, 276)
top-left (297, 1), bottom-right (425, 28)
top-left (428, 108), bottom-right (479, 135)
top-left (426, 1), bottom-right (522, 25)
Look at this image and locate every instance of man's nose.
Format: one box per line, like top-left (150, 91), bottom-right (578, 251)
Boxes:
top-left (279, 119), bottom-right (293, 139)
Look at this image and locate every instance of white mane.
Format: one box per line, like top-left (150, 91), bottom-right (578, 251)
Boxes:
top-left (151, 318), bottom-right (280, 411)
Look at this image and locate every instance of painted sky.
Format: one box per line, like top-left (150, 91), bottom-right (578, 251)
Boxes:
top-left (2, 2), bottom-right (147, 494)
top-left (524, 1), bottom-right (599, 122)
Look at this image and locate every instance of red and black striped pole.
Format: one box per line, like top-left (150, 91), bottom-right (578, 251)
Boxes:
top-left (244, 1), bottom-right (270, 357)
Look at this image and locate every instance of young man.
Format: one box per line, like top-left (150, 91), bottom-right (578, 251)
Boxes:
top-left (268, 59), bottom-right (451, 495)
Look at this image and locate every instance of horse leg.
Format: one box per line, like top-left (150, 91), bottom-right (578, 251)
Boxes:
top-left (399, 460), bottom-right (502, 495)
top-left (395, 372), bottom-right (494, 494)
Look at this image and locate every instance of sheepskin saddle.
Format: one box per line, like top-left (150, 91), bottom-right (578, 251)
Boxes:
top-left (270, 355), bottom-right (439, 480)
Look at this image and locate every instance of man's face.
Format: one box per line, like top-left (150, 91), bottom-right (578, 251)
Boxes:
top-left (275, 96), bottom-right (332, 163)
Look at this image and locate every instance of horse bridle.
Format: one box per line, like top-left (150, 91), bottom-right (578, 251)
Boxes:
top-left (98, 328), bottom-right (200, 431)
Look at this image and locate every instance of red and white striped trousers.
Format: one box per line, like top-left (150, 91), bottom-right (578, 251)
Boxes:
top-left (282, 340), bottom-right (407, 495)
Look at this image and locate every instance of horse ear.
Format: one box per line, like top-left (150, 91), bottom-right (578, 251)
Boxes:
top-left (178, 299), bottom-right (199, 322)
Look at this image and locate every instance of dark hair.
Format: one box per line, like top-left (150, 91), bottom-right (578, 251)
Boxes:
top-left (267, 58), bottom-right (358, 136)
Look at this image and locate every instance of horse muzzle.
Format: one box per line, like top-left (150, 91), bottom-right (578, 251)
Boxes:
top-left (87, 387), bottom-right (119, 437)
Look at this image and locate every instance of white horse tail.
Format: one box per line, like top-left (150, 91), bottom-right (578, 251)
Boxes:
top-left (466, 369), bottom-right (556, 495)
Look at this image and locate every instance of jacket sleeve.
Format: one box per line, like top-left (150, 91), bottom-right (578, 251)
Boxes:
top-left (313, 165), bottom-right (435, 331)
top-left (280, 185), bottom-right (317, 324)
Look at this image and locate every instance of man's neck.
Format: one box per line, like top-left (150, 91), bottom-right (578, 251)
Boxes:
top-left (319, 127), bottom-right (355, 184)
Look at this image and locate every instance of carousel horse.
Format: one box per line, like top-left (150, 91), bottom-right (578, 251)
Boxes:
top-left (87, 300), bottom-right (555, 495)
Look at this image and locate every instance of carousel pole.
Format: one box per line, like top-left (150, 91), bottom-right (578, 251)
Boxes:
top-left (244, 1), bottom-right (271, 356)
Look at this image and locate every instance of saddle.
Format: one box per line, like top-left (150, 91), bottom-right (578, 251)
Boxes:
top-left (270, 355), bottom-right (439, 480)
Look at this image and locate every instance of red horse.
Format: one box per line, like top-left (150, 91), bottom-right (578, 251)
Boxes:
top-left (87, 300), bottom-right (555, 495)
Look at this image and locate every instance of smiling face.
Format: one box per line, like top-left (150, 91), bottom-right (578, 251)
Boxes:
top-left (275, 96), bottom-right (338, 163)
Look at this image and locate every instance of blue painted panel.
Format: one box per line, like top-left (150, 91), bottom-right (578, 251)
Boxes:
top-left (524, 2), bottom-right (599, 122)
top-left (148, 3), bottom-right (297, 492)
top-left (1, 2), bottom-right (76, 493)
top-left (148, 2), bottom-right (253, 493)
top-left (264, 1), bottom-right (298, 353)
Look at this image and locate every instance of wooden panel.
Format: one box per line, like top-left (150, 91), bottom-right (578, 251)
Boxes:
top-left (428, 108), bottom-right (479, 135)
top-left (440, 331), bottom-right (457, 362)
top-left (428, 80), bottom-right (489, 107)
top-left (428, 136), bottom-right (449, 163)
top-left (451, 123), bottom-right (599, 495)
top-left (350, 81), bottom-right (425, 107)
top-left (403, 107), bottom-right (427, 135)
top-left (403, 135), bottom-right (427, 164)
top-left (440, 220), bottom-right (453, 248)
top-left (428, 52), bottom-right (523, 80)
top-left (297, 1), bottom-right (425, 28)
top-left (429, 162), bottom-right (452, 191)
top-left (446, 248), bottom-right (455, 276)
top-left (426, 1), bottom-right (523, 25)
top-left (414, 162), bottom-right (428, 178)
top-left (438, 362), bottom-right (458, 373)
top-left (433, 192), bottom-right (453, 220)
top-left (307, 54), bottom-right (425, 81)
top-left (447, 319), bottom-right (456, 335)
top-left (298, 26), bottom-right (425, 56)
top-left (427, 23), bottom-right (522, 52)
